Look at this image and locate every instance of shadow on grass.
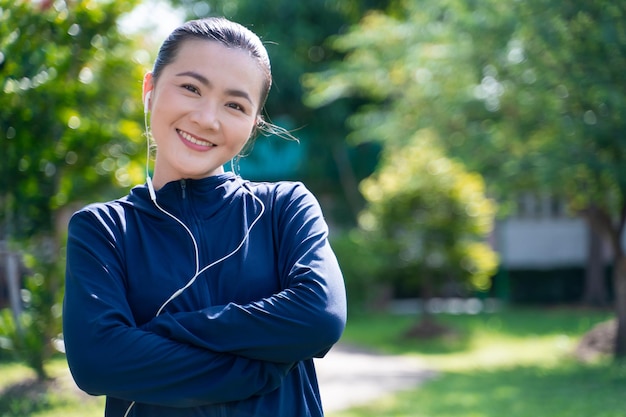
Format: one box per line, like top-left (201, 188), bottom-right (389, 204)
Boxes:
top-left (456, 306), bottom-right (615, 337)
top-left (342, 307), bottom-right (614, 356)
top-left (0, 377), bottom-right (58, 416)
top-left (0, 371), bottom-right (97, 417)
top-left (339, 313), bottom-right (472, 355)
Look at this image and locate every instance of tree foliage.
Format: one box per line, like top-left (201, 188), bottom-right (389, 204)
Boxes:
top-left (305, 0), bottom-right (626, 355)
top-left (0, 237), bottom-right (62, 380)
top-left (0, 0), bottom-right (146, 240)
top-left (357, 130), bottom-right (498, 299)
top-left (0, 0), bottom-right (146, 377)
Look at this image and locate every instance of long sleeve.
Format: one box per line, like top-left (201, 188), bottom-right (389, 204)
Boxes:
top-left (63, 209), bottom-right (291, 407)
top-left (142, 183), bottom-right (347, 363)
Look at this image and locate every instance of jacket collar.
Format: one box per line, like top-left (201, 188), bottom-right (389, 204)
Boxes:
top-left (128, 172), bottom-right (243, 219)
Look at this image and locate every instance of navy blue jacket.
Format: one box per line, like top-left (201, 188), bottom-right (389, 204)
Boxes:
top-left (63, 173), bottom-right (347, 416)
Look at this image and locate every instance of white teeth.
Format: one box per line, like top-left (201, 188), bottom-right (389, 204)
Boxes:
top-left (178, 130), bottom-right (214, 147)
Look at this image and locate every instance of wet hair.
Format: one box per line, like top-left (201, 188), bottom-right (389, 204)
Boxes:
top-left (152, 17), bottom-right (272, 113)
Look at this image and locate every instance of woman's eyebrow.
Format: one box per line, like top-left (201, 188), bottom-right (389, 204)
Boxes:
top-left (175, 70), bottom-right (254, 105)
top-left (225, 88), bottom-right (253, 105)
top-left (176, 71), bottom-right (210, 86)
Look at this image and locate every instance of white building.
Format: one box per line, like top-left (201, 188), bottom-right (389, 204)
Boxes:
top-left (493, 192), bottom-right (617, 303)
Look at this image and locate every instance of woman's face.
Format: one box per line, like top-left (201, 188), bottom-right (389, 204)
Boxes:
top-left (144, 39), bottom-right (264, 187)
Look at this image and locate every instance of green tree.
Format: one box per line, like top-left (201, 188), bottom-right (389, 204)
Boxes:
top-left (0, 0), bottom-right (145, 379)
top-left (305, 0), bottom-right (626, 356)
top-left (357, 130), bottom-right (498, 329)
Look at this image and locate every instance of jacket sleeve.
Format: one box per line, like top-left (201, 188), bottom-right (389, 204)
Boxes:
top-left (63, 209), bottom-right (292, 407)
top-left (142, 183), bottom-right (347, 363)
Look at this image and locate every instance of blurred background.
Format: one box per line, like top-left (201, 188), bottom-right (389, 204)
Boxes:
top-left (1, 0), bottom-right (625, 416)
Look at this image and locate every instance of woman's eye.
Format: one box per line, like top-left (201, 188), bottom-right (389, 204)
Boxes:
top-left (181, 84), bottom-right (199, 94)
top-left (227, 102), bottom-right (245, 112)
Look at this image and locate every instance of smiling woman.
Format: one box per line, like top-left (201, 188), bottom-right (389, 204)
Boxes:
top-left (63, 16), bottom-right (346, 417)
top-left (143, 39), bottom-right (265, 186)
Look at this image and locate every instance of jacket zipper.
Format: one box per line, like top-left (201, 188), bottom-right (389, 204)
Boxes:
top-left (180, 179), bottom-right (187, 199)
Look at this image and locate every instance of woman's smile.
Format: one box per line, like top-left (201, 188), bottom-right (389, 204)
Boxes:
top-left (177, 129), bottom-right (216, 149)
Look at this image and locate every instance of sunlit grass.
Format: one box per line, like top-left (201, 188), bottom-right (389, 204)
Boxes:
top-left (0, 361), bottom-right (34, 387)
top-left (332, 359), bottom-right (626, 417)
top-left (425, 333), bottom-right (578, 371)
top-left (329, 306), bottom-right (622, 417)
top-left (32, 402), bottom-right (104, 417)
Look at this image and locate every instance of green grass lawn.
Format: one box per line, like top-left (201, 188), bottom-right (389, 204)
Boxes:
top-left (330, 306), bottom-right (624, 417)
top-left (0, 358), bottom-right (104, 417)
top-left (0, 306), bottom-right (621, 417)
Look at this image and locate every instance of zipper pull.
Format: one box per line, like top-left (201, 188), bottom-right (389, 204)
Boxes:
top-left (180, 179), bottom-right (187, 199)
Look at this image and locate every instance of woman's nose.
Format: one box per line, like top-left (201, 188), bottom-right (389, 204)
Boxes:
top-left (190, 101), bottom-right (220, 130)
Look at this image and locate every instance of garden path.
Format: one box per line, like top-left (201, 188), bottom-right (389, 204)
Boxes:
top-left (314, 343), bottom-right (436, 412)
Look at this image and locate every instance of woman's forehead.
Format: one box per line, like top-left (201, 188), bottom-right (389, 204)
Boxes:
top-left (154, 40), bottom-right (263, 108)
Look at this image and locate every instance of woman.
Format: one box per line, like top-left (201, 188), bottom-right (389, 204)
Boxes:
top-left (63, 17), bottom-right (347, 417)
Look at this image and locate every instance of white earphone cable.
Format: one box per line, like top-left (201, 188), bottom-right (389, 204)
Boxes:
top-left (155, 182), bottom-right (264, 316)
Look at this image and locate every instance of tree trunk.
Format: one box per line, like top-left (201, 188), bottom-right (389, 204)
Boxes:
top-left (583, 224), bottom-right (608, 306)
top-left (0, 242), bottom-right (23, 328)
top-left (580, 204), bottom-right (626, 357)
top-left (613, 254), bottom-right (626, 357)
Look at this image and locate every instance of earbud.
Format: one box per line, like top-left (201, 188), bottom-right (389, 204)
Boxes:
top-left (143, 90), bottom-right (156, 201)
top-left (146, 175), bottom-right (157, 201)
top-left (144, 91), bottom-right (152, 114)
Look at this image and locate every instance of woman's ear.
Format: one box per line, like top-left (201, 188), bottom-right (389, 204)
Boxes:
top-left (142, 73), bottom-right (154, 113)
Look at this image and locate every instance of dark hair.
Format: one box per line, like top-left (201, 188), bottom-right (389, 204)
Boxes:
top-left (152, 17), bottom-right (272, 112)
